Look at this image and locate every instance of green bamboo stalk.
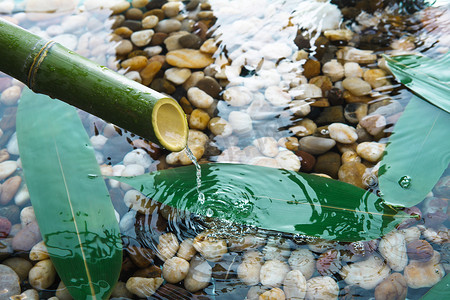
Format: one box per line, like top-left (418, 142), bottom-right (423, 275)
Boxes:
top-left (0, 18), bottom-right (188, 152)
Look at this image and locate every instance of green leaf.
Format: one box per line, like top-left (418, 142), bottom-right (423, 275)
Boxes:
top-left (378, 96), bottom-right (450, 207)
top-left (16, 88), bottom-right (122, 299)
top-left (384, 54), bottom-right (450, 113)
top-left (114, 163), bottom-right (408, 242)
top-left (420, 274), bottom-right (450, 300)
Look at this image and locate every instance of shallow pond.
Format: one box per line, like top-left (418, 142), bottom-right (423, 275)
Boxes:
top-left (0, 0), bottom-right (449, 299)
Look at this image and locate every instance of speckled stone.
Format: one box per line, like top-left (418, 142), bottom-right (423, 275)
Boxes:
top-left (0, 264), bottom-right (20, 298)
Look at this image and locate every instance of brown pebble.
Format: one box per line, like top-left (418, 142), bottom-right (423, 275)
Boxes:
top-left (313, 152), bottom-right (341, 179)
top-left (0, 176), bottom-right (22, 205)
top-left (303, 59), bottom-right (321, 79)
top-left (122, 20), bottom-right (142, 32)
top-left (310, 98), bottom-right (330, 107)
top-left (338, 162), bottom-right (367, 189)
top-left (193, 21), bottom-right (208, 40)
top-left (133, 265), bottom-right (162, 278)
top-left (180, 97), bottom-right (194, 114)
top-left (374, 273), bottom-right (407, 300)
top-left (407, 240), bottom-right (434, 262)
top-left (196, 76), bottom-right (221, 98)
top-left (115, 40), bottom-right (133, 56)
top-left (0, 107), bottom-right (17, 131)
top-left (295, 150), bottom-right (316, 172)
top-left (145, 9), bottom-right (165, 21)
top-left (179, 33), bottom-right (203, 49)
top-left (140, 61), bottom-right (162, 85)
top-left (121, 56), bottom-right (148, 71)
top-left (150, 78), bottom-right (176, 94)
top-left (126, 246), bottom-right (155, 268)
top-left (343, 90), bottom-right (372, 104)
top-left (309, 76), bottom-right (333, 94)
top-left (12, 221), bottom-right (41, 251)
top-left (150, 32), bottom-right (168, 45)
top-left (125, 8), bottom-right (144, 20)
top-left (316, 249), bottom-right (341, 276)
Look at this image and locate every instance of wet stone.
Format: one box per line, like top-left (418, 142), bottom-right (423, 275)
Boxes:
top-left (374, 273), bottom-right (408, 300)
top-left (150, 32), bottom-right (168, 45)
top-left (179, 33), bottom-right (203, 49)
top-left (122, 20), bottom-right (142, 31)
top-left (407, 240), bottom-right (434, 262)
top-left (12, 221), bottom-right (41, 251)
top-left (166, 49), bottom-right (214, 69)
top-left (296, 150), bottom-right (316, 172)
top-left (155, 19), bottom-right (182, 33)
top-left (127, 246), bottom-right (155, 268)
top-left (0, 205), bottom-right (20, 224)
top-left (0, 264), bottom-right (20, 298)
top-left (126, 7), bottom-right (144, 20)
top-left (313, 152), bottom-right (341, 178)
top-left (0, 216), bottom-right (11, 238)
top-left (196, 76), bottom-right (221, 98)
top-left (303, 59), bottom-right (321, 79)
top-left (344, 103), bottom-right (368, 123)
top-left (299, 136), bottom-right (336, 155)
top-left (315, 106), bottom-right (345, 125)
top-left (338, 161), bottom-right (367, 189)
top-left (121, 56), bottom-right (148, 71)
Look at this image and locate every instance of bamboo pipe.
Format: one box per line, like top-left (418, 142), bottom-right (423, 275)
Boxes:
top-left (0, 18), bottom-right (188, 152)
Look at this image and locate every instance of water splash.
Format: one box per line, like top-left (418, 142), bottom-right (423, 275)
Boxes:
top-left (185, 146), bottom-right (206, 204)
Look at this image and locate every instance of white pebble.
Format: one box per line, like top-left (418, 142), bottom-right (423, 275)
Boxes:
top-left (142, 15), bottom-right (159, 29)
top-left (228, 111), bottom-right (253, 135)
top-left (289, 249), bottom-right (315, 279)
top-left (184, 256), bottom-right (212, 292)
top-left (14, 184), bottom-right (30, 206)
top-left (131, 29), bottom-right (154, 47)
top-left (305, 276), bottom-right (339, 300)
top-left (157, 233), bottom-right (179, 262)
top-left (165, 68), bottom-right (192, 85)
top-left (163, 257), bottom-right (190, 283)
top-left (143, 45), bottom-right (162, 57)
top-left (253, 137), bottom-right (279, 158)
top-left (187, 87), bottom-right (214, 109)
top-left (342, 77), bottom-right (372, 96)
top-left (120, 164), bottom-right (145, 190)
top-left (7, 133), bottom-right (19, 155)
top-left (260, 259), bottom-right (290, 288)
top-left (123, 149), bottom-right (152, 169)
top-left (284, 270), bottom-right (307, 300)
top-left (289, 84), bottom-right (322, 100)
top-left (379, 232), bottom-right (408, 272)
top-left (328, 123), bottom-right (358, 144)
top-left (340, 254), bottom-right (390, 290)
top-left (124, 71), bottom-right (142, 83)
top-left (223, 86), bottom-right (252, 107)
top-left (276, 150), bottom-right (301, 172)
top-left (289, 100), bottom-right (311, 117)
top-left (344, 62), bottom-right (363, 78)
top-left (322, 59), bottom-right (344, 82)
top-left (90, 135), bottom-right (107, 150)
top-left (20, 206), bottom-right (36, 227)
top-left (264, 86), bottom-right (291, 107)
top-left (356, 142), bottom-right (386, 163)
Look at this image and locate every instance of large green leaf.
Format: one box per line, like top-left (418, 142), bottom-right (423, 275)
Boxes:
top-left (384, 54), bottom-right (450, 113)
top-left (115, 163), bottom-right (408, 242)
top-left (16, 88), bottom-right (122, 299)
top-left (379, 96), bottom-right (450, 207)
top-left (421, 274), bottom-right (450, 300)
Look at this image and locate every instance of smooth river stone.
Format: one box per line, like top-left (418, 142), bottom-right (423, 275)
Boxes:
top-left (0, 264), bottom-right (21, 298)
top-left (166, 49), bottom-right (214, 69)
top-left (298, 136), bottom-right (336, 155)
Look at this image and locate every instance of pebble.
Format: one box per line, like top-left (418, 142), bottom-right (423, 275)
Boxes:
top-left (0, 86), bottom-right (21, 106)
top-left (288, 249), bottom-right (316, 280)
top-left (265, 86), bottom-right (291, 107)
top-left (155, 19), bottom-right (182, 33)
top-left (0, 175), bottom-right (21, 205)
top-left (260, 287), bottom-right (286, 300)
top-left (126, 8), bottom-right (143, 20)
top-left (237, 250), bottom-right (263, 286)
top-left (379, 232), bottom-right (408, 272)
top-left (90, 135), bottom-right (107, 150)
top-left (344, 103), bottom-right (368, 124)
top-left (253, 137), bottom-right (279, 158)
top-left (363, 69), bottom-right (389, 89)
top-left (283, 270), bottom-right (307, 300)
top-left (404, 250), bottom-right (445, 288)
top-left (193, 230), bottom-right (228, 262)
top-left (208, 117), bottom-right (232, 137)
top-left (29, 259), bottom-right (56, 290)
top-left (296, 150), bottom-right (316, 172)
top-left (290, 84), bottom-right (322, 100)
top-left (0, 160), bottom-right (17, 180)
top-left (276, 150), bottom-right (301, 172)
top-left (187, 87), bottom-right (214, 109)
top-left (228, 111), bottom-right (253, 135)
top-left (196, 76), bottom-right (221, 98)
top-left (356, 142), bottom-right (386, 163)
top-left (123, 149), bottom-right (152, 169)
top-left (61, 15), bottom-right (87, 32)
top-left (407, 239), bottom-right (434, 262)
top-left (111, 281), bottom-right (133, 299)
top-left (14, 184), bottom-right (30, 206)
top-left (328, 123), bottom-right (358, 144)
top-left (316, 106), bottom-right (346, 125)
top-left (115, 26), bottom-right (133, 38)
top-left (303, 60), bottom-right (321, 79)
top-left (142, 15), bottom-right (159, 29)
top-left (291, 118), bottom-right (317, 137)
top-left (20, 206), bottom-right (36, 228)
top-left (0, 216), bottom-right (11, 237)
top-left (324, 29), bottom-right (353, 41)
top-left (305, 276), bottom-right (339, 300)
top-left (12, 289), bottom-right (40, 300)
top-left (166, 49), bottom-right (213, 69)
top-left (322, 60), bottom-right (344, 82)
top-left (2, 257), bottom-right (33, 281)
top-left (360, 114), bottom-right (386, 136)
top-left (342, 77), bottom-right (372, 96)
top-left (162, 2), bottom-right (182, 18)
top-left (125, 277), bottom-right (164, 298)
top-left (125, 71), bottom-right (142, 83)
top-left (338, 161), bottom-right (367, 188)
top-left (12, 220), bottom-right (41, 251)
top-left (29, 240), bottom-right (49, 261)
top-left (130, 29), bottom-right (154, 47)
top-left (177, 238), bottom-right (197, 261)
top-left (298, 136), bottom-right (336, 155)
top-left (249, 157), bottom-right (279, 169)
top-left (120, 164), bottom-right (145, 190)
top-left (189, 109), bottom-right (210, 130)
top-left (200, 38), bottom-right (218, 54)
top-left (374, 273), bottom-right (408, 300)
top-left (162, 257), bottom-right (189, 283)
top-left (111, 1), bottom-right (131, 15)
top-left (121, 56), bottom-right (148, 71)
top-left (0, 264), bottom-right (20, 298)
top-left (114, 40), bottom-right (133, 56)
top-left (223, 86), bottom-right (252, 107)
top-left (132, 0), bottom-right (149, 8)
top-left (164, 67), bottom-right (191, 85)
top-left (123, 190), bottom-right (152, 214)
top-left (337, 47), bottom-right (377, 64)
top-left (340, 254), bottom-right (390, 290)
top-left (140, 61), bottom-right (162, 85)
top-left (184, 256), bottom-right (212, 292)
top-left (344, 62), bottom-right (363, 78)
top-left (179, 33), bottom-right (203, 49)
top-left (260, 259), bottom-right (290, 288)
top-left (157, 232), bottom-right (179, 261)
top-left (314, 152), bottom-right (341, 178)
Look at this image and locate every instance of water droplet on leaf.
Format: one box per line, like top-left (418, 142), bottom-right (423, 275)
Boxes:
top-left (398, 175), bottom-right (412, 189)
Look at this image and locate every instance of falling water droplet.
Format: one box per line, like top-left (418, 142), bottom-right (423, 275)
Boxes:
top-left (206, 207), bottom-right (214, 217)
top-left (398, 175), bottom-right (412, 189)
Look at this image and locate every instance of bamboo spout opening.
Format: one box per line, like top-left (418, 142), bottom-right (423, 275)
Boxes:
top-left (152, 98), bottom-right (188, 152)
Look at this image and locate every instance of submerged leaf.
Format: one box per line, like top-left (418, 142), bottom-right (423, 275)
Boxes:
top-left (421, 274), bottom-right (450, 300)
top-left (379, 96), bottom-right (450, 207)
top-left (115, 163), bottom-right (408, 242)
top-left (16, 88), bottom-right (122, 299)
top-left (384, 54), bottom-right (450, 113)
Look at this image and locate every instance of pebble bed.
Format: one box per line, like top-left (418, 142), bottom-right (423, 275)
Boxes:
top-left (0, 0), bottom-right (449, 299)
